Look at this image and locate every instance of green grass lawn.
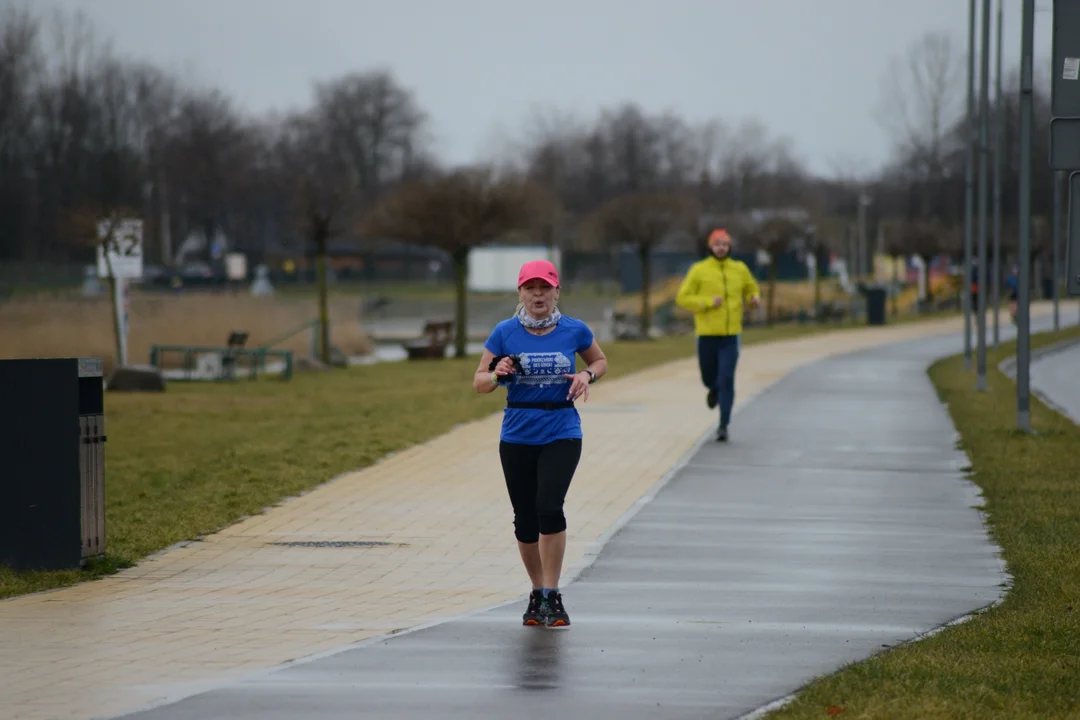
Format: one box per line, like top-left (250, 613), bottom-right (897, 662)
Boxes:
top-left (768, 324), bottom-right (1080, 720)
top-left (0, 311), bottom-right (959, 601)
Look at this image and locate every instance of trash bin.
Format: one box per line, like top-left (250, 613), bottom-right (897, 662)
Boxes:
top-left (0, 357), bottom-right (106, 571)
top-left (865, 286), bottom-right (888, 326)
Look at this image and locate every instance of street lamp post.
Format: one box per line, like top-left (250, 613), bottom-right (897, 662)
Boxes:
top-left (992, 0), bottom-right (1004, 349)
top-left (964, 0), bottom-right (977, 370)
top-left (1053, 171), bottom-right (1062, 330)
top-left (976, 0), bottom-right (992, 391)
top-left (1017, 0), bottom-right (1035, 432)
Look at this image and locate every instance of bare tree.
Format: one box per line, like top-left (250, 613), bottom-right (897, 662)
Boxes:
top-left (28, 7), bottom-right (111, 261)
top-left (127, 62), bottom-right (181, 263)
top-left (690, 118), bottom-right (729, 210)
top-left (0, 5), bottom-right (42, 260)
top-left (740, 214), bottom-right (809, 325)
top-left (691, 118), bottom-right (729, 180)
top-left (515, 106), bottom-right (604, 220)
top-left (594, 103), bottom-right (661, 194)
top-left (362, 167), bottom-right (545, 357)
top-left (893, 219), bottom-right (953, 305)
top-left (716, 118), bottom-right (792, 211)
top-left (882, 220), bottom-right (911, 316)
top-left (163, 88), bottom-right (252, 253)
top-left (874, 31), bottom-right (963, 219)
top-left (652, 111), bottom-right (698, 188)
top-left (581, 191), bottom-right (698, 337)
top-left (270, 110), bottom-right (357, 365)
top-left (513, 105), bottom-right (588, 244)
top-left (312, 69), bottom-right (429, 203)
top-left (516, 104), bottom-right (590, 183)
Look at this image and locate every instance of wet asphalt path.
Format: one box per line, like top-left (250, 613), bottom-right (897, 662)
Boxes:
top-left (120, 324), bottom-right (1061, 720)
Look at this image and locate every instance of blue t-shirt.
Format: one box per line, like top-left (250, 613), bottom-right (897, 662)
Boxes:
top-left (484, 316), bottom-right (595, 445)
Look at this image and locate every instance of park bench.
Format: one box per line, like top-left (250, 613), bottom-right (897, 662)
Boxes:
top-left (403, 320), bottom-right (453, 360)
top-left (220, 331), bottom-right (249, 380)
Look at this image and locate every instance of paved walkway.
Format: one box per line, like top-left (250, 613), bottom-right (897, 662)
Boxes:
top-left (1030, 337), bottom-right (1080, 423)
top-left (0, 306), bottom-right (1055, 720)
top-left (122, 331), bottom-right (1008, 720)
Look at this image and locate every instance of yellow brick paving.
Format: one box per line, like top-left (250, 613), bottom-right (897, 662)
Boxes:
top-left (0, 309), bottom-right (1048, 720)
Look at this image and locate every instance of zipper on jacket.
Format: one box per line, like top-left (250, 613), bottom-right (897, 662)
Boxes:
top-left (720, 259), bottom-right (730, 335)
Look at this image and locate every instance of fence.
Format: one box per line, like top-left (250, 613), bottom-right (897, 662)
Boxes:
top-left (0, 246), bottom-right (824, 297)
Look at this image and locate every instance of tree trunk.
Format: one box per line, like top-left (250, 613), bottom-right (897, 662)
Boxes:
top-left (921, 254), bottom-right (935, 304)
top-left (453, 248), bottom-right (469, 358)
top-left (766, 262), bottom-right (778, 326)
top-left (639, 244), bottom-right (651, 338)
top-left (891, 256), bottom-right (900, 316)
top-left (314, 230), bottom-right (331, 365)
top-left (813, 246), bottom-right (823, 316)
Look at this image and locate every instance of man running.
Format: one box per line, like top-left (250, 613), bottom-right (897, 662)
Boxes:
top-left (675, 228), bottom-right (761, 441)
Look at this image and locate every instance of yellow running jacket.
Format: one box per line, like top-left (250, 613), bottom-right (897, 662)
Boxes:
top-left (675, 256), bottom-right (761, 336)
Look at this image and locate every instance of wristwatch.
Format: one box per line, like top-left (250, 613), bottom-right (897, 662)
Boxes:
top-left (584, 369), bottom-right (597, 384)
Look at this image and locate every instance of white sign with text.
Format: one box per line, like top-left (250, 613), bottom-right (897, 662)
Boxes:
top-left (96, 218), bottom-right (144, 279)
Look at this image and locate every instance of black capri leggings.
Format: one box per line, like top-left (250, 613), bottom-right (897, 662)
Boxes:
top-left (499, 438), bottom-right (582, 543)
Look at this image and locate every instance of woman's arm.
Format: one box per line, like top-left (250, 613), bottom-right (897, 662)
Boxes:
top-left (578, 340), bottom-right (608, 380)
top-left (564, 340), bottom-right (608, 402)
top-left (473, 349), bottom-right (516, 393)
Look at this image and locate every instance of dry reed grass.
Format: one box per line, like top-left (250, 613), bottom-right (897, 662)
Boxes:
top-left (1, 290), bottom-right (374, 373)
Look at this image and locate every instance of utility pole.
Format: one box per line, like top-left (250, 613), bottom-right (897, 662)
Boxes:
top-left (1053, 171), bottom-right (1062, 330)
top-left (1017, 0), bottom-right (1035, 432)
top-left (964, 0), bottom-right (977, 370)
top-left (976, 0), bottom-right (991, 391)
top-left (992, 0), bottom-right (1003, 349)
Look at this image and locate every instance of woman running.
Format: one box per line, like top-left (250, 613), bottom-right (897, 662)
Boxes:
top-left (473, 259), bottom-right (608, 628)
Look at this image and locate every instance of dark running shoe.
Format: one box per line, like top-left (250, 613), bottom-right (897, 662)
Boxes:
top-left (716, 425), bottom-right (729, 442)
top-left (544, 591), bottom-right (570, 628)
top-left (522, 590), bottom-right (546, 626)
top-left (706, 389), bottom-right (718, 409)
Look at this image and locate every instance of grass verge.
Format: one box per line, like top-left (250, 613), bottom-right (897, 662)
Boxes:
top-left (767, 324), bottom-right (1080, 720)
top-left (0, 310), bottom-right (956, 601)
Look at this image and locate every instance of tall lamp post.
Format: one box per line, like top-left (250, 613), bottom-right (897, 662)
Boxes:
top-left (976, 0), bottom-right (992, 391)
top-left (964, 0), bottom-right (977, 370)
top-left (992, 0), bottom-right (1004, 348)
top-left (1016, 0), bottom-right (1035, 432)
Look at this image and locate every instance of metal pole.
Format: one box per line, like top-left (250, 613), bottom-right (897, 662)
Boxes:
top-left (1017, 0), bottom-right (1034, 432)
top-left (992, 0), bottom-right (1003, 348)
top-left (964, 0), bottom-right (977, 370)
top-left (976, 0), bottom-right (991, 390)
top-left (1053, 171), bottom-right (1062, 330)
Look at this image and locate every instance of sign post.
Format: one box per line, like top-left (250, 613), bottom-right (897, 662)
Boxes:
top-left (1051, 0), bottom-right (1080, 302)
top-left (1068, 172), bottom-right (1080, 297)
top-left (96, 218), bottom-right (144, 368)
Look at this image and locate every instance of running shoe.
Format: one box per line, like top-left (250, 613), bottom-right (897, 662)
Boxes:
top-left (544, 591), bottom-right (570, 628)
top-left (522, 590), bottom-right (546, 626)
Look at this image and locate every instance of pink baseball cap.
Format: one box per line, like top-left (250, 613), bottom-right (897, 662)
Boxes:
top-left (517, 259), bottom-right (560, 288)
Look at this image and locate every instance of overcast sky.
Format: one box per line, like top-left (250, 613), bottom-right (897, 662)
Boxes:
top-left (28, 0), bottom-right (1057, 177)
